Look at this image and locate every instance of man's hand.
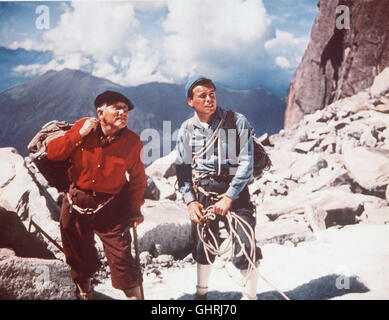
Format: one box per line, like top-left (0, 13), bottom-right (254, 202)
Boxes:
top-left (187, 201), bottom-right (205, 224)
top-left (79, 118), bottom-right (99, 138)
top-left (213, 195), bottom-right (233, 216)
top-left (128, 214), bottom-right (144, 228)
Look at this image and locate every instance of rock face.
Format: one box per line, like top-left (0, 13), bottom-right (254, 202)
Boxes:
top-left (285, 0), bottom-right (389, 128)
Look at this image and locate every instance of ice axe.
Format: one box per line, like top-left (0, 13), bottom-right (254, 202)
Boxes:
top-left (131, 224), bottom-right (145, 300)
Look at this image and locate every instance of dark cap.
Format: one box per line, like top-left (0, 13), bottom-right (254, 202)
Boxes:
top-left (94, 90), bottom-right (134, 110)
top-left (185, 76), bottom-right (215, 99)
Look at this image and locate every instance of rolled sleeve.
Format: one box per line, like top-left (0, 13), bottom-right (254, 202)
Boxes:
top-left (181, 183), bottom-right (197, 205)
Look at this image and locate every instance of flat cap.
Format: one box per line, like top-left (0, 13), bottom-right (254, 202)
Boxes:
top-left (94, 90), bottom-right (134, 110)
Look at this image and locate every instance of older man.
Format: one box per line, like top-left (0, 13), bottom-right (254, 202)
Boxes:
top-left (47, 90), bottom-right (146, 300)
top-left (175, 77), bottom-right (262, 300)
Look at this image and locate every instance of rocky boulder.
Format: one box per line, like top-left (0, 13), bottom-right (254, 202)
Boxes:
top-left (343, 146), bottom-right (389, 194)
top-left (0, 248), bottom-right (76, 300)
top-left (137, 200), bottom-right (191, 259)
top-left (144, 175), bottom-right (161, 200)
top-left (145, 150), bottom-right (181, 201)
top-left (146, 150), bottom-right (177, 179)
top-left (0, 205), bottom-right (75, 300)
top-left (370, 67), bottom-right (389, 98)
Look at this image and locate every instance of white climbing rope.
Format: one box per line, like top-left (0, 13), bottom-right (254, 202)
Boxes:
top-left (197, 204), bottom-right (291, 300)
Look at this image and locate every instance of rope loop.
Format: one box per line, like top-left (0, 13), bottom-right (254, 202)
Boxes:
top-left (197, 205), bottom-right (290, 300)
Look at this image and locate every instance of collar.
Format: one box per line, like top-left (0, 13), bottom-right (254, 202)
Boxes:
top-left (194, 112), bottom-right (209, 129)
top-left (191, 106), bottom-right (225, 130)
top-left (96, 124), bottom-right (126, 147)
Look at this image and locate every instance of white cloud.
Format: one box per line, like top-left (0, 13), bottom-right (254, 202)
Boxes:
top-left (161, 0), bottom-right (273, 82)
top-left (157, 0), bottom-right (308, 91)
top-left (11, 1), bottom-right (170, 86)
top-left (93, 35), bottom-right (170, 86)
top-left (42, 2), bottom-right (138, 61)
top-left (13, 63), bottom-right (44, 77)
top-left (133, 0), bottom-right (167, 12)
top-left (13, 54), bottom-right (91, 77)
top-left (275, 56), bottom-right (290, 69)
top-left (7, 39), bottom-right (48, 52)
top-left (163, 0), bottom-right (271, 49)
top-left (9, 0), bottom-right (312, 93)
top-left (264, 29), bottom-right (308, 69)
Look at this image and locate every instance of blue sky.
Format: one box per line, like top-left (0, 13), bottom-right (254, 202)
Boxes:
top-left (0, 0), bottom-right (318, 95)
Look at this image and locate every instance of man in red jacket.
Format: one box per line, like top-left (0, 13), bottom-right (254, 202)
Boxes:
top-left (47, 90), bottom-right (146, 300)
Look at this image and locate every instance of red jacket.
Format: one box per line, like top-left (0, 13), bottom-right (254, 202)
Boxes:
top-left (47, 118), bottom-right (146, 214)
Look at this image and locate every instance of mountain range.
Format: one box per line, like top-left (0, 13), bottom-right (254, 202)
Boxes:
top-left (0, 68), bottom-right (285, 158)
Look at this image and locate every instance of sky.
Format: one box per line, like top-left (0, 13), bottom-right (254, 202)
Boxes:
top-left (0, 0), bottom-right (318, 95)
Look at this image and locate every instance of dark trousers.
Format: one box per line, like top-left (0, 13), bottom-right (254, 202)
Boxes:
top-left (60, 184), bottom-right (142, 290)
top-left (191, 179), bottom-right (262, 270)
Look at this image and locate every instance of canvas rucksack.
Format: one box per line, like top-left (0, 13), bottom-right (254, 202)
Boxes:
top-left (27, 120), bottom-right (73, 192)
top-left (225, 110), bottom-right (272, 178)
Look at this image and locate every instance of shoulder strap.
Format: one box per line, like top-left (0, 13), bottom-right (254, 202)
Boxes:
top-left (225, 110), bottom-right (237, 130)
top-left (225, 110), bottom-right (240, 156)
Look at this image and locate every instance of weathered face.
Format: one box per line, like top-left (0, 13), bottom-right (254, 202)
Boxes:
top-left (187, 84), bottom-right (217, 119)
top-left (98, 101), bottom-right (128, 129)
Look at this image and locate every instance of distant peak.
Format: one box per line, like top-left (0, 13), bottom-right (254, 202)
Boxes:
top-left (59, 68), bottom-right (86, 75)
top-left (41, 68), bottom-right (87, 77)
top-left (65, 68), bottom-right (84, 73)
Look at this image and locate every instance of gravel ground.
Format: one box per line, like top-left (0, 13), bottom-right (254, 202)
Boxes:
top-left (93, 223), bottom-right (389, 300)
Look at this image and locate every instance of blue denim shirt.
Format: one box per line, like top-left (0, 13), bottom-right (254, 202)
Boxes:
top-left (175, 106), bottom-right (254, 205)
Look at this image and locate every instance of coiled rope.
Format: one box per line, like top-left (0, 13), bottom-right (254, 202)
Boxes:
top-left (197, 203), bottom-right (290, 300)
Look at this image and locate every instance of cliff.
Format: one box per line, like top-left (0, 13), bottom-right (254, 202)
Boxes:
top-left (285, 0), bottom-right (389, 128)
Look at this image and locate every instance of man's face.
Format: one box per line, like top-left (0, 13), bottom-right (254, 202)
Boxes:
top-left (187, 84), bottom-right (217, 118)
top-left (98, 101), bottom-right (128, 129)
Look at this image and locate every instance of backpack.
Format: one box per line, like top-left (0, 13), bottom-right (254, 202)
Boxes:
top-left (27, 120), bottom-right (73, 192)
top-left (225, 110), bottom-right (272, 178)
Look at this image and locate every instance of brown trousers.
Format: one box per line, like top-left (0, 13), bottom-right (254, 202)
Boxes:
top-left (59, 184), bottom-right (142, 290)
